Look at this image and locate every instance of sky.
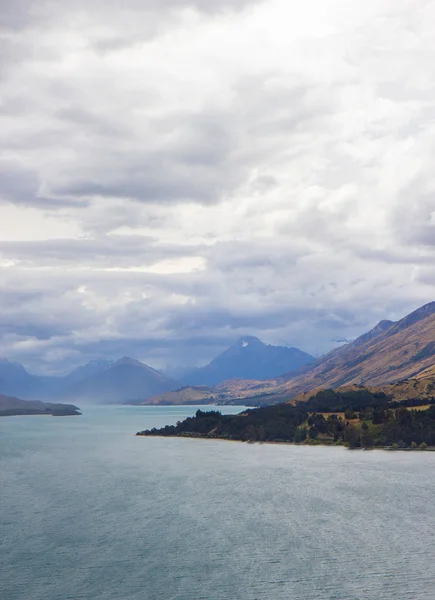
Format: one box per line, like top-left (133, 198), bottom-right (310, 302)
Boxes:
top-left (1, 0), bottom-right (435, 374)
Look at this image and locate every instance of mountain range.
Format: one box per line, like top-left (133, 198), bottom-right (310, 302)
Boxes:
top-left (4, 302), bottom-right (435, 406)
top-left (214, 301), bottom-right (435, 405)
top-left (0, 357), bottom-right (175, 404)
top-left (144, 302), bottom-right (435, 405)
top-left (0, 337), bottom-right (314, 404)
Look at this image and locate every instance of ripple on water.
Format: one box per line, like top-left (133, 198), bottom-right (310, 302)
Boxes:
top-left (1, 405), bottom-right (435, 600)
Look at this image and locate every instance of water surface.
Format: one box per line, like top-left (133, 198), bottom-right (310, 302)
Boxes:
top-left (1, 405), bottom-right (435, 600)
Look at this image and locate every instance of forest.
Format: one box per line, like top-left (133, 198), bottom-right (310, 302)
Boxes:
top-left (137, 387), bottom-right (435, 448)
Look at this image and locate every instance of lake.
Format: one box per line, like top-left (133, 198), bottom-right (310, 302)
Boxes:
top-left (1, 404), bottom-right (435, 600)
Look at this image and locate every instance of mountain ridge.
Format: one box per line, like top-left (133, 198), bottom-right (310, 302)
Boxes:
top-left (180, 336), bottom-right (315, 386)
top-left (224, 302), bottom-right (435, 404)
top-left (62, 357), bottom-right (176, 404)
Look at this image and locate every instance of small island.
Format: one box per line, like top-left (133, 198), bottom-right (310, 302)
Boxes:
top-left (0, 394), bottom-right (81, 417)
top-left (137, 383), bottom-right (435, 449)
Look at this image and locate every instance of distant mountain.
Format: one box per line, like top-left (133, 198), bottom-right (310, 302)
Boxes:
top-left (180, 336), bottom-right (315, 387)
top-left (219, 302), bottom-right (435, 405)
top-left (0, 356), bottom-right (175, 404)
top-left (0, 358), bottom-right (50, 399)
top-left (64, 359), bottom-right (113, 384)
top-left (0, 357), bottom-right (114, 400)
top-left (64, 357), bottom-right (176, 404)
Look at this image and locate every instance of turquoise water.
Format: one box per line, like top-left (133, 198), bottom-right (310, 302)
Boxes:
top-left (2, 405), bottom-right (435, 600)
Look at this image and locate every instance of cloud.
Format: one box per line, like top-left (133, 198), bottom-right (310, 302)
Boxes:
top-left (0, 159), bottom-right (86, 208)
top-left (1, 0), bottom-right (435, 374)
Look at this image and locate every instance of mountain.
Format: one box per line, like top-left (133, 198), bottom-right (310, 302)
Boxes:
top-left (181, 336), bottom-right (315, 386)
top-left (0, 394), bottom-right (80, 416)
top-left (0, 356), bottom-right (175, 404)
top-left (0, 358), bottom-right (51, 399)
top-left (0, 357), bottom-right (113, 400)
top-left (350, 319), bottom-right (394, 347)
top-left (63, 359), bottom-right (113, 384)
top-left (224, 302), bottom-right (435, 404)
top-left (64, 357), bottom-right (176, 404)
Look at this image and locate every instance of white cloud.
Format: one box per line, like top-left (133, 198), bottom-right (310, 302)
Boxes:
top-left (1, 0), bottom-right (435, 372)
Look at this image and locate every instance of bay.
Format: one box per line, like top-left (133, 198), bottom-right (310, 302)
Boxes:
top-left (1, 405), bottom-right (435, 600)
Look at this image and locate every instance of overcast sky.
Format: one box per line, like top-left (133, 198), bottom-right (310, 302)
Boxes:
top-left (1, 0), bottom-right (435, 374)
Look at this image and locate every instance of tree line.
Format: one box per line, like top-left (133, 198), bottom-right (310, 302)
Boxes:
top-left (137, 388), bottom-right (435, 448)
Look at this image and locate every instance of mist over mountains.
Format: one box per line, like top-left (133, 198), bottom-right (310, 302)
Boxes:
top-left (3, 302), bottom-right (435, 405)
top-left (0, 337), bottom-right (315, 404)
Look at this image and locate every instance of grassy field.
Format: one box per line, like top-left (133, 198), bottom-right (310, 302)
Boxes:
top-left (318, 405), bottom-right (433, 419)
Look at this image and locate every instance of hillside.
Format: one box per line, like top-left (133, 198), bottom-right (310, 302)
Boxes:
top-left (137, 378), bottom-right (435, 448)
top-left (181, 336), bottom-right (314, 386)
top-left (139, 386), bottom-right (223, 405)
top-left (0, 394), bottom-right (80, 416)
top-left (292, 377), bottom-right (435, 406)
top-left (221, 302), bottom-right (435, 404)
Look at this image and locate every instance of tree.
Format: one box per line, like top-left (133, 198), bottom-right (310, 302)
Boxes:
top-left (361, 428), bottom-right (374, 448)
top-left (344, 426), bottom-right (360, 448)
top-left (294, 428), bottom-right (303, 443)
top-left (244, 425), bottom-right (257, 442)
top-left (308, 426), bottom-right (319, 439)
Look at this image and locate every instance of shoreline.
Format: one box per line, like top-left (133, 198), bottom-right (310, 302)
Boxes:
top-left (135, 433), bottom-right (435, 451)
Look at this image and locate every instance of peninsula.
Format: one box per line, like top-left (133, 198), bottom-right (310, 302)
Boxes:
top-left (0, 394), bottom-right (81, 417)
top-left (137, 379), bottom-right (435, 449)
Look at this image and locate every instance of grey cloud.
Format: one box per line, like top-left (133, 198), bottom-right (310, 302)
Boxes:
top-left (49, 109), bottom-right (245, 205)
top-left (0, 251), bottom-right (430, 374)
top-left (1, 0), bottom-right (435, 374)
top-left (0, 236), bottom-right (205, 269)
top-left (54, 106), bottom-right (128, 137)
top-left (0, 0), bottom-right (262, 32)
top-left (0, 159), bottom-right (87, 208)
top-left (393, 184), bottom-right (435, 248)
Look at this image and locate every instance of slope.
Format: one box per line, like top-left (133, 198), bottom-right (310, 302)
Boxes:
top-left (64, 357), bottom-right (176, 404)
top-left (225, 302), bottom-right (435, 404)
top-left (181, 336), bottom-right (315, 386)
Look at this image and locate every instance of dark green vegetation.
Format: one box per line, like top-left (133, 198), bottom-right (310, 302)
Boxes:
top-left (0, 394), bottom-right (81, 416)
top-left (137, 387), bottom-right (435, 448)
